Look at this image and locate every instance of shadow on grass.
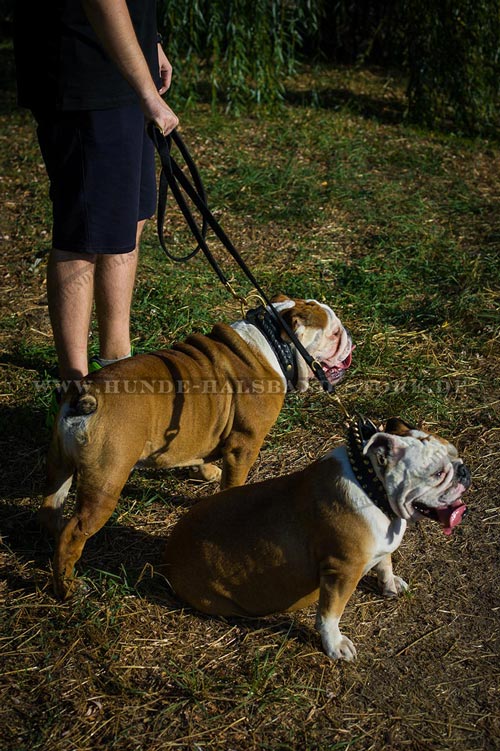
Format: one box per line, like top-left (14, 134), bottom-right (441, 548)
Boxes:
top-left (284, 85), bottom-right (405, 125)
top-left (0, 404), bottom-right (48, 497)
top-left (191, 76), bottom-right (406, 128)
top-left (0, 350), bottom-right (57, 377)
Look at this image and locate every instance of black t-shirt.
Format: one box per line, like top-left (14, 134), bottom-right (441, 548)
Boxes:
top-left (14, 0), bottom-right (160, 111)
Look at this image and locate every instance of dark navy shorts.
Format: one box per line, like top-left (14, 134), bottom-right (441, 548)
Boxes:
top-left (34, 104), bottom-right (157, 254)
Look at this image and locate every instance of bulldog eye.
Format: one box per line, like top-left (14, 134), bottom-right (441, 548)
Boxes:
top-left (433, 469), bottom-right (445, 479)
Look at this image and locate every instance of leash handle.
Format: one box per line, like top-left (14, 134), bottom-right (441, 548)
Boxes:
top-left (148, 125), bottom-right (334, 393)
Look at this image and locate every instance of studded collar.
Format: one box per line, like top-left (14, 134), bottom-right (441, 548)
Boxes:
top-left (346, 417), bottom-right (397, 519)
top-left (245, 305), bottom-right (297, 390)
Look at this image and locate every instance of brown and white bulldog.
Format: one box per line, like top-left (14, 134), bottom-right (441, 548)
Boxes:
top-left (162, 418), bottom-right (470, 660)
top-left (41, 296), bottom-right (353, 599)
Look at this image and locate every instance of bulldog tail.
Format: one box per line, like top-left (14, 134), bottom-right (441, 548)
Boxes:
top-left (67, 383), bottom-right (98, 417)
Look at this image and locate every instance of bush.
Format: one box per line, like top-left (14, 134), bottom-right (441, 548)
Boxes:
top-left (404, 0), bottom-right (500, 134)
top-left (158, 0), bottom-right (318, 111)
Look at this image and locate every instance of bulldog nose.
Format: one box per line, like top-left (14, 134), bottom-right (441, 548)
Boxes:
top-left (456, 463), bottom-right (471, 488)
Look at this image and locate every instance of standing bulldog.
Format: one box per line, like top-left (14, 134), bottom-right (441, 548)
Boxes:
top-left (162, 418), bottom-right (470, 660)
top-left (42, 295), bottom-right (353, 599)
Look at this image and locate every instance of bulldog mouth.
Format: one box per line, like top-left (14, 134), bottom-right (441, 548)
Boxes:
top-left (412, 499), bottom-right (468, 535)
top-left (321, 351), bottom-right (353, 383)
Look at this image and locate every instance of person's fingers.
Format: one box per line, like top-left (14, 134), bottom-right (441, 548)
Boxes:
top-left (154, 107), bottom-right (178, 136)
top-left (159, 63), bottom-right (172, 93)
top-left (157, 49), bottom-right (173, 94)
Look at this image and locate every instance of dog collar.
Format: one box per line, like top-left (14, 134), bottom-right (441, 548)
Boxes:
top-left (245, 305), bottom-right (297, 390)
top-left (346, 417), bottom-right (397, 519)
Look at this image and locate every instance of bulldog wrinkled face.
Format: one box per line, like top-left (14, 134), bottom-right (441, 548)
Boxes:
top-left (274, 297), bottom-right (354, 392)
top-left (364, 425), bottom-right (470, 535)
top-left (312, 302), bottom-right (353, 383)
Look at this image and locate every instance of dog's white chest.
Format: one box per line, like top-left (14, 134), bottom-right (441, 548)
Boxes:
top-left (362, 516), bottom-right (406, 574)
top-left (327, 447), bottom-right (407, 571)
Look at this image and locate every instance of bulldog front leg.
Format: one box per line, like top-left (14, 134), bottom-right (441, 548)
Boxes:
top-left (220, 397), bottom-right (284, 489)
top-left (315, 559), bottom-right (364, 661)
top-left (220, 435), bottom-right (262, 489)
top-left (374, 553), bottom-right (409, 598)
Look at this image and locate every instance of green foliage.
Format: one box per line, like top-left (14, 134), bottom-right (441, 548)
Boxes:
top-left (404, 0), bottom-right (500, 133)
top-left (157, 0), bottom-right (318, 111)
top-left (158, 0), bottom-right (499, 132)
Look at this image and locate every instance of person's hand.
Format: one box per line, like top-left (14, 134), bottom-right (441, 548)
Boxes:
top-left (158, 45), bottom-right (173, 95)
top-left (142, 92), bottom-right (179, 136)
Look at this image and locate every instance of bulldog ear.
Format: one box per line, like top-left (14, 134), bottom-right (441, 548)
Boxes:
top-left (363, 432), bottom-right (407, 467)
top-left (270, 296), bottom-right (296, 317)
top-left (280, 298), bottom-right (328, 334)
top-left (384, 417), bottom-right (417, 436)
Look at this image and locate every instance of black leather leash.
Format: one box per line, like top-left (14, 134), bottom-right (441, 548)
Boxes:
top-left (148, 125), bottom-right (333, 392)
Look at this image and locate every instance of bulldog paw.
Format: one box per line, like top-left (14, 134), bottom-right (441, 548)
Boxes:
top-left (324, 634), bottom-right (357, 662)
top-left (189, 464), bottom-right (222, 483)
top-left (53, 573), bottom-right (77, 601)
top-left (382, 575), bottom-right (409, 598)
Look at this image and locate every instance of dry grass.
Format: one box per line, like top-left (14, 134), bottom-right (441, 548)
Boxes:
top-left (1, 60), bottom-right (499, 750)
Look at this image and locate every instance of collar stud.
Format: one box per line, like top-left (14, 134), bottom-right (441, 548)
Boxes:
top-left (346, 417), bottom-right (397, 519)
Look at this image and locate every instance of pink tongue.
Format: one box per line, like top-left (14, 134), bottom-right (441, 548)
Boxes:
top-left (436, 500), bottom-right (467, 535)
top-left (341, 352), bottom-right (352, 369)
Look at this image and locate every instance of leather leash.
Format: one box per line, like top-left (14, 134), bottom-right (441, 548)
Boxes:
top-left (148, 125), bottom-right (335, 393)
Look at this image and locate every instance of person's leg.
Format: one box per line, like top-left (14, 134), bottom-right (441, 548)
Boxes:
top-left (94, 221), bottom-right (145, 361)
top-left (47, 249), bottom-right (96, 380)
top-left (37, 104), bottom-right (155, 380)
top-left (93, 103), bottom-right (156, 361)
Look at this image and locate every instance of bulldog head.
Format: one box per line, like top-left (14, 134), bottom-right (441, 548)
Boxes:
top-left (272, 295), bottom-right (353, 392)
top-left (363, 418), bottom-right (470, 535)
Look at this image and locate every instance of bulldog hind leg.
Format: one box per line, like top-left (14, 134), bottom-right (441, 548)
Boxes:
top-left (189, 463), bottom-right (222, 483)
top-left (51, 463), bottom-right (132, 600)
top-left (39, 436), bottom-right (75, 537)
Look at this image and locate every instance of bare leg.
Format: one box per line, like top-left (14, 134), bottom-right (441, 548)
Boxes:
top-left (94, 221), bottom-right (144, 360)
top-left (47, 222), bottom-right (144, 376)
top-left (47, 249), bottom-right (96, 379)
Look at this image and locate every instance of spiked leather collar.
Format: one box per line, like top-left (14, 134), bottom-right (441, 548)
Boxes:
top-left (245, 305), bottom-right (297, 390)
top-left (346, 417), bottom-right (397, 519)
